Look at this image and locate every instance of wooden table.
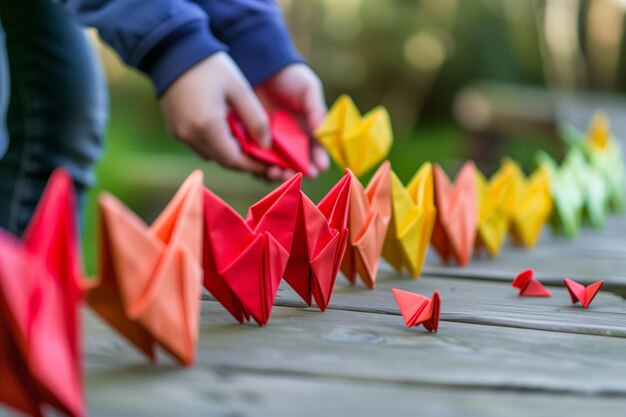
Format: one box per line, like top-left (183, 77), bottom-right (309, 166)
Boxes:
top-left (75, 210), bottom-right (626, 417)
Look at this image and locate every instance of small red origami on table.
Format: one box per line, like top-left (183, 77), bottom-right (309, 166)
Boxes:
top-left (512, 269), bottom-right (552, 297)
top-left (0, 170), bottom-right (85, 417)
top-left (203, 174), bottom-right (301, 325)
top-left (392, 288), bottom-right (441, 332)
top-left (229, 110), bottom-right (311, 176)
top-left (284, 173), bottom-right (351, 311)
top-left (564, 278), bottom-right (604, 308)
top-left (431, 161), bottom-right (478, 267)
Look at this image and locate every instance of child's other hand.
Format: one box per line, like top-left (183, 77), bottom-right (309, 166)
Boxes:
top-left (256, 64), bottom-right (330, 181)
top-left (160, 52), bottom-right (271, 177)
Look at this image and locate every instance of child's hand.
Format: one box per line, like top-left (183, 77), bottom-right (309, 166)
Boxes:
top-left (160, 52), bottom-right (271, 176)
top-left (256, 64), bottom-right (330, 181)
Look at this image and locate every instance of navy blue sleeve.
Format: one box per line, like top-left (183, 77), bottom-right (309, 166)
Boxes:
top-left (63, 0), bottom-right (302, 95)
top-left (192, 0), bottom-right (303, 86)
top-left (63, 0), bottom-right (227, 96)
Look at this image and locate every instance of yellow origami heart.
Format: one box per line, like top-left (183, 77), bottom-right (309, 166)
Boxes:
top-left (587, 111), bottom-right (610, 151)
top-left (382, 163), bottom-right (436, 278)
top-left (475, 166), bottom-right (514, 257)
top-left (500, 159), bottom-right (553, 247)
top-left (316, 95), bottom-right (393, 177)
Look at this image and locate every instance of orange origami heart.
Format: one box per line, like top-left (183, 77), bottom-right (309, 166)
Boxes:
top-left (0, 170), bottom-right (85, 417)
top-left (392, 288), bottom-right (441, 332)
top-left (431, 162), bottom-right (478, 266)
top-left (341, 162), bottom-right (392, 289)
top-left (284, 173), bottom-right (351, 311)
top-left (203, 175), bottom-right (301, 325)
top-left (87, 171), bottom-right (204, 367)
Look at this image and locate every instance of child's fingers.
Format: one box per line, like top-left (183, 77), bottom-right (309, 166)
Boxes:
top-left (311, 141), bottom-right (330, 172)
top-left (199, 119), bottom-right (268, 175)
top-left (228, 81), bottom-right (271, 149)
top-left (303, 81), bottom-right (327, 133)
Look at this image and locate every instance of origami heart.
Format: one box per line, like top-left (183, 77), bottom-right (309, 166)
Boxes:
top-left (536, 151), bottom-right (584, 238)
top-left (383, 163), bottom-right (436, 278)
top-left (431, 161), bottom-right (478, 266)
top-left (203, 174), bottom-right (301, 325)
top-left (474, 165), bottom-right (514, 257)
top-left (0, 170), bottom-right (85, 417)
top-left (316, 95), bottom-right (393, 177)
top-left (229, 110), bottom-right (310, 176)
top-left (392, 288), bottom-right (440, 332)
top-left (512, 269), bottom-right (552, 297)
top-left (500, 159), bottom-right (553, 247)
top-left (284, 173), bottom-right (351, 311)
top-left (563, 278), bottom-right (604, 308)
top-left (87, 170), bottom-right (204, 367)
top-left (341, 162), bottom-right (392, 289)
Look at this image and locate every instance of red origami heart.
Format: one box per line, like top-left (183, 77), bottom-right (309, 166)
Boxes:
top-left (563, 278), bottom-right (604, 308)
top-left (392, 288), bottom-right (440, 332)
top-left (283, 173), bottom-right (351, 311)
top-left (203, 174), bottom-right (301, 325)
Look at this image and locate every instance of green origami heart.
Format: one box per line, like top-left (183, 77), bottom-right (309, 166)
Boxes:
top-left (566, 147), bottom-right (609, 229)
top-left (535, 150), bottom-right (583, 238)
top-left (558, 122), bottom-right (626, 213)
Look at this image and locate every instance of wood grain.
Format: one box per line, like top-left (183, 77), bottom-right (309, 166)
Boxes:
top-left (82, 304), bottom-right (626, 399)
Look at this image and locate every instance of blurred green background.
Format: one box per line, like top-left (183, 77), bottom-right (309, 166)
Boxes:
top-left (84, 0), bottom-right (626, 273)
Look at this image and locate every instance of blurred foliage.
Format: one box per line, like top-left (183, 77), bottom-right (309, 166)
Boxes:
top-left (83, 0), bottom-right (626, 272)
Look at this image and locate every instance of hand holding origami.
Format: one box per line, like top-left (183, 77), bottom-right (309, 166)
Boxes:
top-left (431, 161), bottom-right (478, 266)
top-left (392, 288), bottom-right (440, 332)
top-left (229, 110), bottom-right (311, 176)
top-left (316, 95), bottom-right (393, 177)
top-left (341, 162), bottom-right (392, 288)
top-left (87, 171), bottom-right (204, 367)
top-left (383, 163), bottom-right (436, 277)
top-left (0, 170), bottom-right (85, 417)
top-left (203, 174), bottom-right (301, 325)
top-left (284, 174), bottom-right (351, 311)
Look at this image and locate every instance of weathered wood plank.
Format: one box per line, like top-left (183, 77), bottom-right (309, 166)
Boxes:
top-left (423, 255), bottom-right (626, 293)
top-left (269, 271), bottom-right (626, 337)
top-left (83, 361), bottom-right (626, 417)
top-left (84, 304), bottom-right (626, 396)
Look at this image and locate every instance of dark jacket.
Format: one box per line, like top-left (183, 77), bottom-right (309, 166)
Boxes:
top-left (64, 0), bottom-right (302, 96)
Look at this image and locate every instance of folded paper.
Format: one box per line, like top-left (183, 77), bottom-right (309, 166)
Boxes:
top-left (383, 163), bottom-right (436, 277)
top-left (560, 113), bottom-right (626, 213)
top-left (512, 269), bottom-right (552, 297)
top-left (203, 174), bottom-right (301, 325)
top-left (341, 162), bottom-right (392, 288)
top-left (563, 278), bottom-right (604, 309)
top-left (316, 95), bottom-right (393, 177)
top-left (431, 161), bottom-right (478, 266)
top-left (474, 165), bottom-right (514, 257)
top-left (500, 159), bottom-right (552, 247)
top-left (564, 148), bottom-right (608, 230)
top-left (0, 170), bottom-right (85, 417)
top-left (535, 151), bottom-right (584, 237)
top-left (87, 171), bottom-right (204, 367)
top-left (230, 110), bottom-right (310, 176)
top-left (392, 288), bottom-right (440, 332)
top-left (284, 174), bottom-right (351, 311)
